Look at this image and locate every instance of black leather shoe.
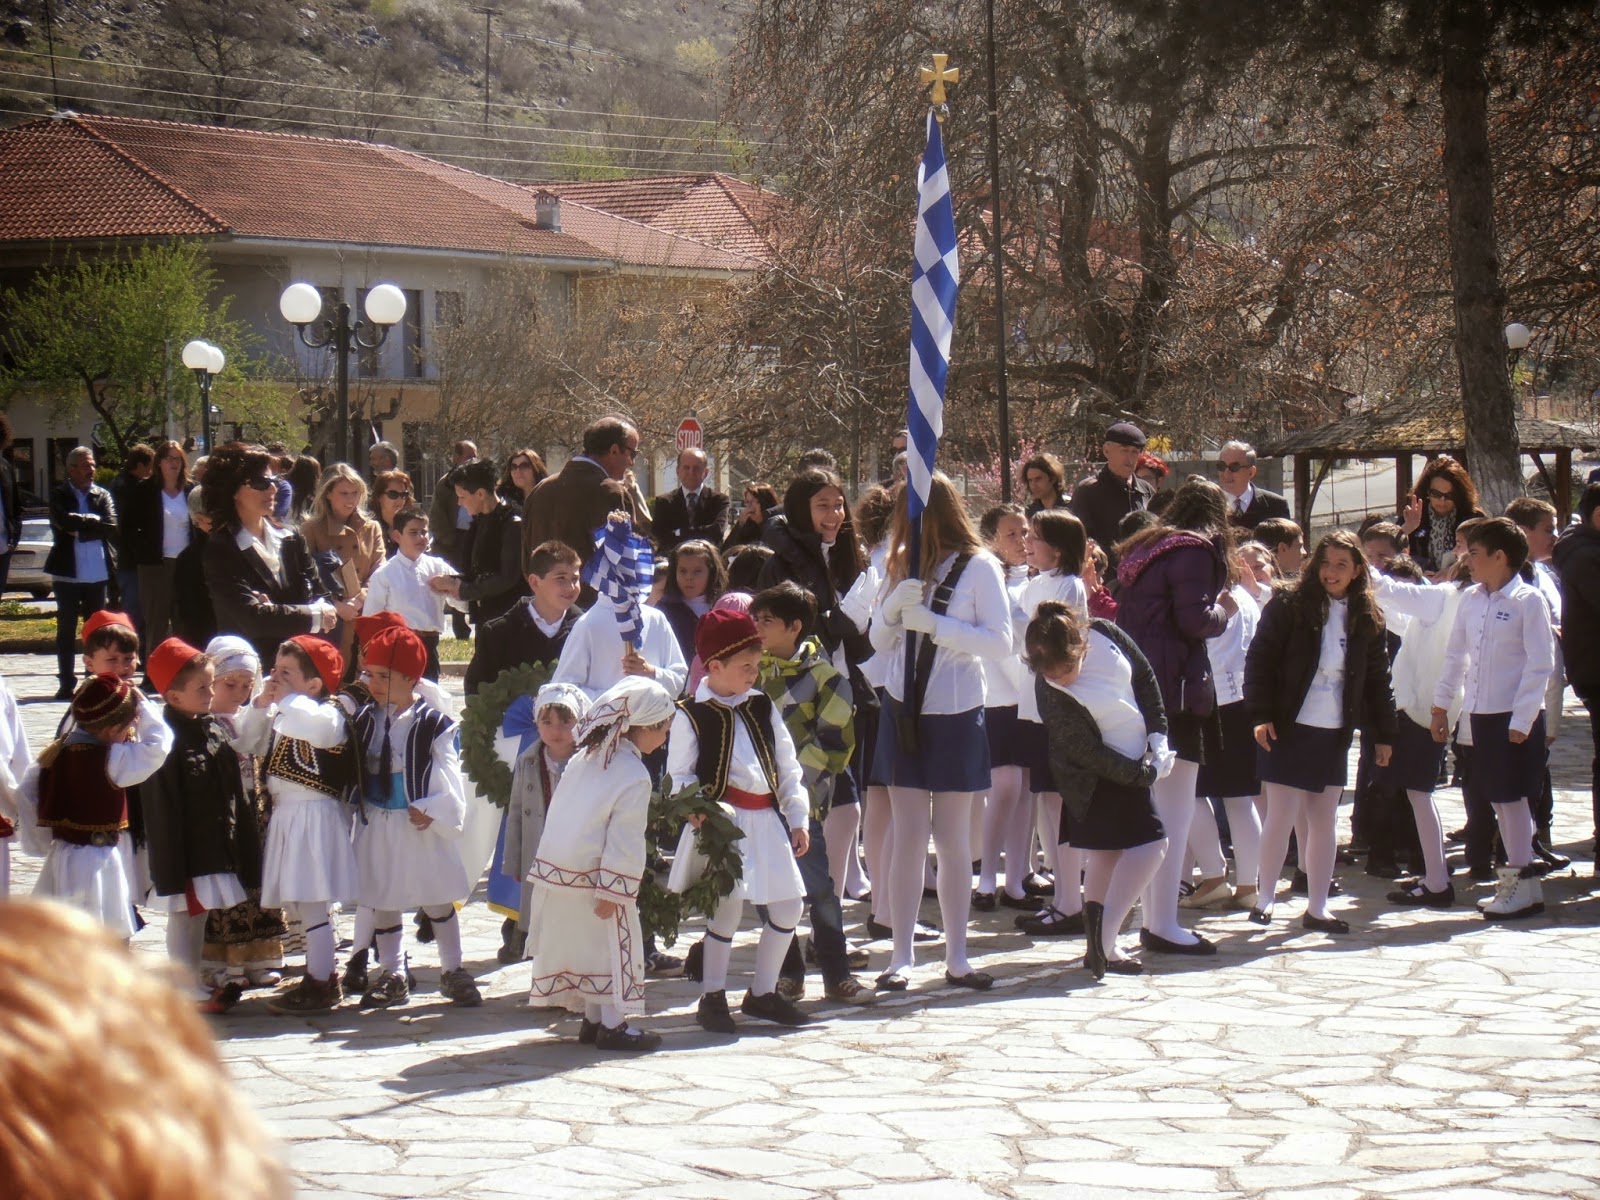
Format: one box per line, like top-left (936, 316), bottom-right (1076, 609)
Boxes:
top-left (1388, 881), bottom-right (1455, 908)
top-left (1021, 872), bottom-right (1056, 898)
top-left (1015, 907), bottom-right (1084, 936)
top-left (1532, 838), bottom-right (1570, 871)
top-left (1138, 929), bottom-right (1217, 956)
top-left (696, 989), bottom-right (737, 1034)
top-left (1302, 913), bottom-right (1351, 935)
top-left (997, 891), bottom-right (1036, 911)
top-left (1104, 958), bottom-right (1144, 976)
top-left (1468, 864), bottom-right (1496, 882)
top-left (971, 891), bottom-right (997, 912)
top-left (741, 989), bottom-right (812, 1026)
top-left (1247, 906), bottom-right (1272, 926)
top-left (1290, 870), bottom-right (1342, 896)
top-left (1083, 901), bottom-right (1107, 981)
top-left (578, 1017), bottom-right (599, 1044)
top-left (594, 1022), bottom-right (662, 1052)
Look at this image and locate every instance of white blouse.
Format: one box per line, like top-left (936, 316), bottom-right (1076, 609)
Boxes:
top-left (870, 549), bottom-right (1012, 716)
top-left (1057, 628), bottom-right (1148, 759)
top-left (160, 489), bottom-right (190, 559)
top-left (983, 564), bottom-right (1030, 709)
top-left (1016, 569), bottom-right (1090, 723)
top-left (1295, 598), bottom-right (1348, 729)
top-left (1206, 584), bottom-right (1261, 708)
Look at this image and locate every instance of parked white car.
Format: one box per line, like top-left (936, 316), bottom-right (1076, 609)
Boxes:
top-left (6, 517), bottom-right (54, 599)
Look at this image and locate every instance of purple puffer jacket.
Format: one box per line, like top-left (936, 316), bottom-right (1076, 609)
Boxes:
top-left (1115, 531), bottom-right (1229, 719)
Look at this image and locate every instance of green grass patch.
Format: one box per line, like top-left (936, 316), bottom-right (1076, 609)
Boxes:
top-left (440, 637), bottom-right (472, 663)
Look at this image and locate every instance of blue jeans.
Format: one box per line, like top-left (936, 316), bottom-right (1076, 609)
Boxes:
top-left (115, 568), bottom-right (142, 637)
top-left (779, 817), bottom-right (849, 987)
top-left (55, 579), bottom-right (109, 686)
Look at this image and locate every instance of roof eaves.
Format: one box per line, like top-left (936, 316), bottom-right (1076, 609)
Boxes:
top-left (69, 114), bottom-right (231, 234)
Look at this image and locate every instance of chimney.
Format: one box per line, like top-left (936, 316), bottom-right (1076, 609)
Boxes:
top-left (534, 193), bottom-right (561, 232)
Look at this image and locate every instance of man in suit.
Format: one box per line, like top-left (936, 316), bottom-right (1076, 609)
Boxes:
top-left (521, 416), bottom-right (652, 580)
top-left (1216, 439), bottom-right (1290, 531)
top-left (0, 414), bottom-right (21, 598)
top-left (46, 446), bottom-right (119, 698)
top-left (1069, 421), bottom-right (1154, 557)
top-left (651, 447), bottom-right (729, 553)
top-left (430, 439), bottom-right (477, 639)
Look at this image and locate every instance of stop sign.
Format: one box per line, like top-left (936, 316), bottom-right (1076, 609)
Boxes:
top-left (675, 416), bottom-right (704, 452)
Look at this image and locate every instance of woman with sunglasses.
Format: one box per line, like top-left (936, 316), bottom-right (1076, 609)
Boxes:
top-left (498, 449), bottom-right (548, 508)
top-left (371, 470), bottom-right (415, 556)
top-left (201, 442), bottom-right (336, 666)
top-left (1401, 455), bottom-right (1486, 578)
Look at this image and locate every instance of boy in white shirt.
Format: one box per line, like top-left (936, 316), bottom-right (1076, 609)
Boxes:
top-left (362, 508), bottom-right (462, 680)
top-left (1433, 517), bottom-right (1556, 919)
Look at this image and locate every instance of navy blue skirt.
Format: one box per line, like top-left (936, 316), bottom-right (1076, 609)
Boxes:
top-left (872, 695), bottom-right (991, 793)
top-left (1196, 701), bottom-right (1259, 799)
top-left (985, 705), bottom-right (1031, 768)
top-left (1376, 713), bottom-right (1448, 794)
top-left (1466, 711), bottom-right (1547, 805)
top-left (1061, 776), bottom-right (1166, 851)
top-left (1018, 718), bottom-right (1052, 784)
top-left (1257, 722), bottom-right (1352, 791)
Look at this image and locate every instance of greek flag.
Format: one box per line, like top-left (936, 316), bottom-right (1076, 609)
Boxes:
top-left (906, 109), bottom-right (959, 536)
top-left (584, 512), bottom-right (653, 647)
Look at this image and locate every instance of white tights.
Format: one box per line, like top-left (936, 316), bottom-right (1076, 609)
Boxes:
top-left (1189, 798), bottom-right (1227, 879)
top-left (886, 787), bottom-right (975, 976)
top-left (1084, 840), bottom-right (1168, 961)
top-left (1144, 761), bottom-right (1201, 943)
top-left (1225, 796), bottom-right (1263, 891)
top-left (862, 784), bottom-right (892, 917)
top-left (978, 765), bottom-right (1027, 894)
top-left (823, 803), bottom-right (861, 901)
top-left (283, 900), bottom-right (336, 981)
top-left (1034, 792), bottom-right (1082, 914)
top-left (165, 910), bottom-right (208, 989)
top-left (700, 887), bottom-right (803, 995)
top-left (1407, 788), bottom-right (1450, 890)
top-left (1495, 798), bottom-right (1535, 869)
top-left (1257, 783), bottom-right (1342, 919)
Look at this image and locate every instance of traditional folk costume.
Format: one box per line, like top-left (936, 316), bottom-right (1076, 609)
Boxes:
top-left (233, 636), bottom-right (357, 1013)
top-left (0, 674), bottom-right (31, 895)
top-left (527, 676), bottom-right (675, 1051)
top-left (344, 624), bottom-right (479, 1008)
top-left (666, 609), bottom-right (812, 1034)
top-left (27, 675), bottom-right (173, 938)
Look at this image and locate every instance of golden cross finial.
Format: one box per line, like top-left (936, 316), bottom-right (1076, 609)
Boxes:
top-left (920, 53), bottom-right (959, 109)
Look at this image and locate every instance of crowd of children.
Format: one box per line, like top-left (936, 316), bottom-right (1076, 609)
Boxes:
top-left (1, 447), bottom-right (1583, 1058)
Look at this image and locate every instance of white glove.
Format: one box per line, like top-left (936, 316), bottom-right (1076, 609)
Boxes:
top-left (1146, 733), bottom-right (1169, 758)
top-left (1145, 732), bottom-right (1176, 780)
top-left (901, 604), bottom-right (937, 634)
top-left (883, 578), bottom-right (925, 623)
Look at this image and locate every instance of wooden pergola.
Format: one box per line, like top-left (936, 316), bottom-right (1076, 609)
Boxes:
top-left (1262, 397), bottom-right (1596, 527)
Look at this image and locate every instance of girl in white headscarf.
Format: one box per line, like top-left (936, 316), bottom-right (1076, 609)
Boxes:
top-left (526, 676), bottom-right (674, 1052)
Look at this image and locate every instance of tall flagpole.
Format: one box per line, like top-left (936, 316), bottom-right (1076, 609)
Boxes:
top-left (902, 55), bottom-right (961, 751)
top-left (984, 0), bottom-right (1013, 502)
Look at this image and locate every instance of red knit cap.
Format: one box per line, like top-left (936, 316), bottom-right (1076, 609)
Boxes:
top-left (695, 608), bottom-right (761, 664)
top-left (72, 673), bottom-right (137, 729)
top-left (286, 635), bottom-right (344, 696)
top-left (353, 610), bottom-right (408, 649)
top-left (147, 637), bottom-right (204, 694)
top-left (82, 610), bottom-right (136, 643)
top-left (364, 625), bottom-right (427, 681)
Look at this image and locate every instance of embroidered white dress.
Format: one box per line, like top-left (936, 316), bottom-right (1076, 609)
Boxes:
top-left (526, 741), bottom-right (651, 1014)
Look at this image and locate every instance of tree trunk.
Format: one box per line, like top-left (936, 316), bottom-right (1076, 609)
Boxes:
top-left (1439, 0), bottom-right (1520, 511)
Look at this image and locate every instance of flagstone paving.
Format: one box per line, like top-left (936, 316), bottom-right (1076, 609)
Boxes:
top-left (4, 652), bottom-right (1599, 1199)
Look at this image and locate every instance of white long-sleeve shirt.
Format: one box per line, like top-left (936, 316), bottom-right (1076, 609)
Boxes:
top-left (353, 698), bottom-right (466, 840)
top-left (1015, 569), bottom-right (1089, 722)
top-left (552, 602), bottom-right (688, 702)
top-left (0, 677), bottom-right (31, 835)
top-left (1206, 584), bottom-right (1261, 708)
top-left (983, 563), bottom-right (1030, 709)
top-left (665, 681), bottom-right (809, 831)
top-left (842, 543), bottom-right (888, 690)
top-left (1434, 576), bottom-right (1555, 736)
top-left (235, 692), bottom-right (347, 756)
top-left (870, 549), bottom-right (1012, 715)
top-left (1372, 571), bottom-right (1465, 729)
top-left (362, 551), bottom-right (465, 634)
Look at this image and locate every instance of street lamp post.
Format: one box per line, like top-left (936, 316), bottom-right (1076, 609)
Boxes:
top-left (1505, 321), bottom-right (1532, 418)
top-left (279, 282), bottom-right (407, 467)
top-left (181, 339), bottom-right (225, 452)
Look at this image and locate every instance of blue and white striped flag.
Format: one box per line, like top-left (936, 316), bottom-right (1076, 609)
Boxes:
top-left (584, 512), bottom-right (654, 647)
top-left (906, 109), bottom-right (960, 542)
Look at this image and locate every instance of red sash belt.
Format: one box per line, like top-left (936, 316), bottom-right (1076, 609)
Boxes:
top-left (724, 787), bottom-right (775, 811)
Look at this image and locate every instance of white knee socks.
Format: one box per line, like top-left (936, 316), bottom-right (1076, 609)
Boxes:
top-left (288, 901), bottom-right (336, 980)
top-left (372, 908), bottom-right (404, 974)
top-left (1055, 842), bottom-right (1083, 916)
top-left (701, 889), bottom-right (745, 992)
top-left (1144, 761), bottom-right (1200, 943)
top-left (422, 904), bottom-right (463, 972)
top-left (754, 897), bottom-right (803, 995)
top-left (1495, 799), bottom-right (1536, 869)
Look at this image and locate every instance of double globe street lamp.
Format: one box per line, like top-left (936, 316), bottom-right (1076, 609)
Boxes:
top-left (279, 281), bottom-right (407, 468)
top-left (180, 339), bottom-right (225, 452)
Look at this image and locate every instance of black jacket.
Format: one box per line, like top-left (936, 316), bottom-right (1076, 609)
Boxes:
top-left (141, 707), bottom-right (261, 898)
top-left (464, 600), bottom-right (583, 696)
top-left (1228, 487), bottom-right (1291, 532)
top-left (203, 524), bottom-right (329, 666)
top-left (44, 479), bottom-right (118, 582)
top-left (170, 538), bottom-right (216, 647)
top-left (1244, 590), bottom-right (1397, 741)
top-left (652, 487), bottom-right (731, 553)
top-left (1069, 466), bottom-right (1153, 557)
top-left (1406, 505), bottom-right (1486, 574)
top-left (1036, 619), bottom-right (1166, 819)
top-left (1554, 522), bottom-right (1600, 692)
top-left (757, 518), bottom-right (870, 665)
top-left (107, 469), bottom-right (143, 561)
top-left (121, 477), bottom-right (195, 566)
top-left (458, 500), bottom-right (529, 626)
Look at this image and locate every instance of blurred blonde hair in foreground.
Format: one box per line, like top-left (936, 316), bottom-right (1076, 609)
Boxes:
top-left (0, 899), bottom-right (292, 1199)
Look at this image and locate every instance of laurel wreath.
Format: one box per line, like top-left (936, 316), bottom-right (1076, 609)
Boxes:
top-left (458, 661), bottom-right (554, 809)
top-left (639, 781), bottom-right (745, 947)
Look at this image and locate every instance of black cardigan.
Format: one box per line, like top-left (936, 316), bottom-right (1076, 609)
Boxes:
top-left (121, 477), bottom-right (195, 566)
top-left (757, 518), bottom-right (870, 665)
top-left (1243, 591), bottom-right (1397, 741)
top-left (203, 523), bottom-right (329, 665)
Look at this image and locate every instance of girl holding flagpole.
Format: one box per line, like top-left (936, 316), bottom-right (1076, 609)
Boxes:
top-left (870, 474), bottom-right (1012, 992)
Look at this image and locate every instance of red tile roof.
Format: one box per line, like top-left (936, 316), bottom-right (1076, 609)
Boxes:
top-left (0, 114), bottom-right (761, 272)
top-left (542, 173), bottom-right (781, 262)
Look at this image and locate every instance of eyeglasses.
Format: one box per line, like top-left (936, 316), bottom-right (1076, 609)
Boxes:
top-left (1427, 488), bottom-right (1454, 501)
top-left (383, 489), bottom-right (412, 501)
top-left (244, 475), bottom-right (279, 492)
top-left (622, 444), bottom-right (640, 460)
top-left (1216, 462), bottom-right (1250, 474)
top-left (511, 460), bottom-right (533, 471)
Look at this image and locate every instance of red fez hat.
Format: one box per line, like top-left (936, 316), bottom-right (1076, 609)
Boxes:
top-left (287, 635), bottom-right (344, 696)
top-left (364, 625), bottom-right (427, 681)
top-left (72, 673), bottom-right (137, 729)
top-left (82, 610), bottom-right (136, 642)
top-left (695, 608), bottom-right (761, 664)
top-left (354, 610), bottom-right (409, 649)
top-left (148, 637), bottom-right (204, 695)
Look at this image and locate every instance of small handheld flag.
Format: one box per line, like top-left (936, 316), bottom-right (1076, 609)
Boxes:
top-left (584, 511), bottom-right (654, 650)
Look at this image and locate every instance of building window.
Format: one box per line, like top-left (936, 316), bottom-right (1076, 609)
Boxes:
top-left (4, 439), bottom-right (35, 506)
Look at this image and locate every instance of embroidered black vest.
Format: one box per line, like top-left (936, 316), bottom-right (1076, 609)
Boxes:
top-left (678, 693), bottom-right (781, 802)
top-left (263, 700), bottom-right (357, 799)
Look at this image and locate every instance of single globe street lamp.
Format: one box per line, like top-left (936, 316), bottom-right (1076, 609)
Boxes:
top-left (278, 282), bottom-right (407, 467)
top-left (181, 339), bottom-right (225, 452)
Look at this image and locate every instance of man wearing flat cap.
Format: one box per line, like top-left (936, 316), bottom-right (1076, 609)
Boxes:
top-left (1069, 422), bottom-right (1154, 559)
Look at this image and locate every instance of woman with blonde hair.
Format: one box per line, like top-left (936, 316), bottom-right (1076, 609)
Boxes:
top-left (869, 472), bottom-right (1012, 992)
top-left (300, 462), bottom-right (382, 667)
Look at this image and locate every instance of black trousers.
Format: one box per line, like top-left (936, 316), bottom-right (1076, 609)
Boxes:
top-left (55, 579), bottom-right (109, 686)
top-left (1575, 687), bottom-right (1600, 848)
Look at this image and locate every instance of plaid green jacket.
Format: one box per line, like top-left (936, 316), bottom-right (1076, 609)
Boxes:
top-left (759, 637), bottom-right (856, 817)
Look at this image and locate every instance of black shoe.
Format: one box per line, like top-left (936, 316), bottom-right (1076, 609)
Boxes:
top-left (1104, 958), bottom-right (1144, 976)
top-left (803, 937), bottom-right (868, 970)
top-left (865, 917), bottom-right (893, 941)
top-left (971, 891), bottom-right (997, 912)
top-left (1138, 929), bottom-right (1217, 956)
top-left (1365, 858), bottom-right (1402, 879)
top-left (497, 918), bottom-right (525, 965)
top-left (594, 1022), bottom-right (662, 1052)
top-left (1532, 839), bottom-right (1570, 871)
top-left (1468, 864), bottom-right (1496, 883)
top-left (681, 938), bottom-right (705, 982)
top-left (864, 918), bottom-right (939, 942)
top-left (414, 910), bottom-right (435, 944)
top-left (1083, 900), bottom-right (1107, 981)
top-left (1021, 873), bottom-right (1055, 898)
top-left (1302, 913), bottom-right (1351, 935)
top-left (1446, 827), bottom-right (1468, 844)
top-left (1388, 881), bottom-right (1455, 908)
top-left (1290, 870), bottom-right (1342, 896)
top-left (997, 891), bottom-right (1036, 911)
top-left (54, 684), bottom-right (76, 701)
top-left (1247, 906), bottom-right (1272, 926)
top-left (645, 950), bottom-right (683, 976)
top-left (697, 989), bottom-right (737, 1034)
top-left (943, 969), bottom-right (994, 990)
top-left (1015, 906), bottom-right (1084, 936)
top-left (1335, 847), bottom-right (1357, 866)
top-left (578, 1017), bottom-right (599, 1044)
top-left (341, 949), bottom-right (370, 995)
top-left (359, 970), bottom-right (409, 1009)
top-left (923, 886), bottom-right (938, 900)
top-left (742, 989), bottom-right (812, 1026)
top-left (440, 969), bottom-right (482, 1007)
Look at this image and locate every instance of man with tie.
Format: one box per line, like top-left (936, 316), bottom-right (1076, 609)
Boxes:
top-left (651, 447), bottom-right (730, 554)
top-left (1216, 440), bottom-right (1290, 531)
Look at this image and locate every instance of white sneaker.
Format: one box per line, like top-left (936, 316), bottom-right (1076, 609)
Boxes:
top-left (1480, 866), bottom-right (1545, 919)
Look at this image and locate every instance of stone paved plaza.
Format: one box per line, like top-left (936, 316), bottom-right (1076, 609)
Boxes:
top-left (4, 652), bottom-right (1599, 1199)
